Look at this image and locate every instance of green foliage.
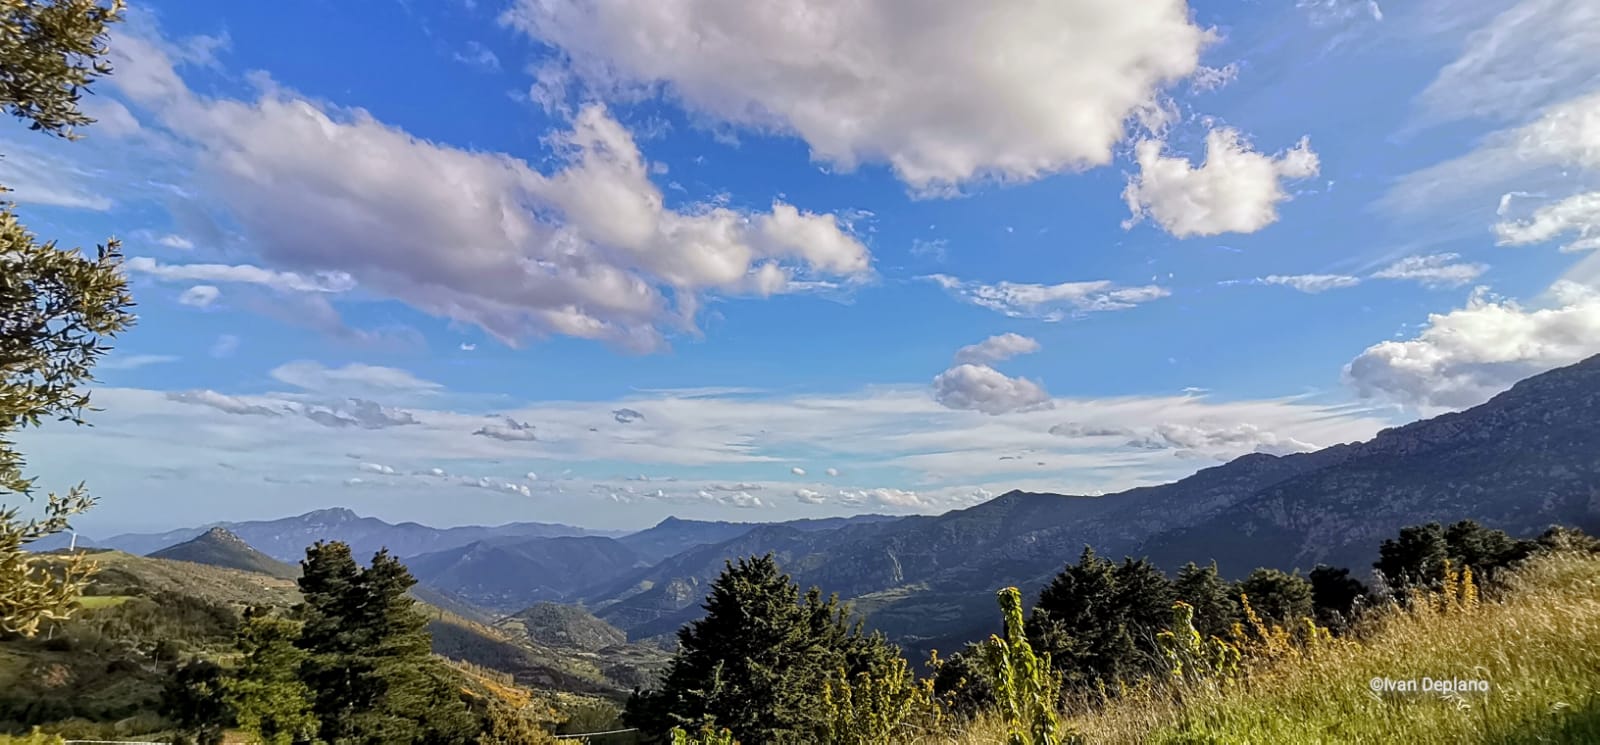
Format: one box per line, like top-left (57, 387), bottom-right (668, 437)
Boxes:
top-left (159, 659), bottom-right (229, 745)
top-left (930, 643), bottom-right (997, 720)
top-left (474, 700), bottom-right (557, 745)
top-left (1231, 568), bottom-right (1312, 627)
top-left (225, 608), bottom-right (317, 745)
top-left (668, 724), bottom-right (736, 745)
top-left (0, 0), bottom-right (134, 639)
top-left (0, 728), bottom-right (63, 745)
top-left (1307, 564), bottom-right (1367, 629)
top-left (1027, 548), bottom-right (1174, 691)
top-left (294, 541), bottom-right (478, 745)
top-left (625, 554), bottom-right (912, 744)
top-left (1172, 562), bottom-right (1238, 641)
top-left (1376, 520), bottom-right (1534, 595)
top-left (982, 587), bottom-right (1065, 745)
top-left (819, 653), bottom-right (941, 744)
top-left (1153, 601), bottom-right (1240, 688)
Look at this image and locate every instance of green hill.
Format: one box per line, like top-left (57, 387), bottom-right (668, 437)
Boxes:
top-left (147, 527), bottom-right (299, 579)
top-left (497, 602), bottom-right (627, 652)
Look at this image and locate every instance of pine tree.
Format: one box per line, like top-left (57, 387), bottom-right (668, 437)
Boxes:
top-left (625, 554), bottom-right (906, 744)
top-left (1232, 568), bottom-right (1313, 626)
top-left (0, 0), bottom-right (135, 638)
top-left (1028, 547), bottom-right (1174, 690)
top-left (1173, 562), bottom-right (1238, 639)
top-left (226, 608), bottom-right (318, 745)
top-left (294, 542), bottom-right (475, 745)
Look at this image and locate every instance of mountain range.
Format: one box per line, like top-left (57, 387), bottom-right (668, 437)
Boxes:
top-left (38, 355), bottom-right (1600, 659)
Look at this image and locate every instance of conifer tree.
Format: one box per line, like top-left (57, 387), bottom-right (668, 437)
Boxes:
top-left (1173, 562), bottom-right (1238, 639)
top-left (1307, 564), bottom-right (1367, 629)
top-left (294, 541), bottom-right (475, 745)
top-left (1232, 568), bottom-right (1313, 626)
top-left (625, 554), bottom-right (905, 744)
top-left (226, 608), bottom-right (318, 745)
top-left (1028, 547), bottom-right (1174, 689)
top-left (160, 659), bottom-right (231, 745)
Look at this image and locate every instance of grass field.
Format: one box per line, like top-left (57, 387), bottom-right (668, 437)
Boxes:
top-left (937, 551), bottom-right (1600, 744)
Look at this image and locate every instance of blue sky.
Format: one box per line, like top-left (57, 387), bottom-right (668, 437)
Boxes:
top-left (7, 0), bottom-right (1598, 533)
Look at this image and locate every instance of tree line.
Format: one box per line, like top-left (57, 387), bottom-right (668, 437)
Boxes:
top-left (621, 519), bottom-right (1598, 744)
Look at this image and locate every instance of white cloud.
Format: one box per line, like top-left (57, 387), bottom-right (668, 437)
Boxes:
top-left (824, 467), bottom-right (839, 477)
top-left (1260, 274), bottom-right (1362, 293)
top-left (932, 363), bottom-right (1052, 415)
top-left (954, 333), bottom-right (1042, 365)
top-left (126, 257), bottom-right (354, 293)
top-left (1125, 422), bottom-right (1318, 458)
top-left (473, 417), bottom-right (539, 442)
top-left (358, 462), bottom-right (396, 475)
top-left (1387, 91), bottom-right (1600, 213)
top-left (1414, 0), bottom-right (1600, 127)
top-left (98, 353), bottom-right (180, 371)
top-left (790, 466), bottom-right (806, 476)
top-left (839, 487), bottom-right (926, 509)
top-left (156, 233), bottom-right (195, 250)
top-left (269, 361), bottom-right (442, 395)
top-left (1370, 253), bottom-right (1488, 288)
top-left (794, 488), bottom-right (827, 505)
top-left (107, 28), bottom-right (873, 352)
top-left (164, 389), bottom-right (281, 416)
top-left (499, 0), bottom-right (1211, 192)
top-left (0, 147), bottom-right (115, 210)
top-left (453, 41), bottom-right (501, 71)
top-left (1123, 129), bottom-right (1320, 238)
top-left (1345, 281), bottom-right (1600, 411)
top-left (178, 285), bottom-right (220, 307)
top-left (81, 96), bottom-right (144, 139)
top-left (1494, 191), bottom-right (1600, 253)
top-left (925, 274), bottom-right (1169, 321)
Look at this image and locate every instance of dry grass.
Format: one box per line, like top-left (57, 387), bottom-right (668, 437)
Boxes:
top-left (942, 551), bottom-right (1600, 744)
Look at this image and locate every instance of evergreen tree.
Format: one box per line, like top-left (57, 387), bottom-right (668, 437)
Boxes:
top-left (625, 554), bottom-right (904, 744)
top-left (930, 643), bottom-right (996, 720)
top-left (1027, 547), bottom-right (1174, 690)
top-left (1308, 565), bottom-right (1367, 629)
top-left (294, 542), bottom-right (476, 745)
top-left (1172, 562), bottom-right (1238, 639)
top-left (226, 608), bottom-right (318, 745)
top-left (1375, 522), bottom-right (1450, 591)
top-left (1233, 568), bottom-right (1314, 626)
top-left (0, 0), bottom-right (135, 638)
top-left (160, 659), bottom-right (231, 745)
top-left (1444, 519), bottom-right (1534, 578)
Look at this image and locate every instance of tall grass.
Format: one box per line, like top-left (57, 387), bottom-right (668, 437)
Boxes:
top-left (942, 551), bottom-right (1600, 744)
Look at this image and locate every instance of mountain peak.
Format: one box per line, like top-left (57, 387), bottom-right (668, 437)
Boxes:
top-left (302, 507), bottom-right (360, 522)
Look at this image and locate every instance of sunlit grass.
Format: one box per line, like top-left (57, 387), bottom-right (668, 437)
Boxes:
top-left (918, 552), bottom-right (1600, 744)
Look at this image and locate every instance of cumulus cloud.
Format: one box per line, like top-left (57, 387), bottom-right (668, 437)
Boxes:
top-left (178, 285), bottom-right (220, 307)
top-left (1124, 422), bottom-right (1318, 458)
top-left (1495, 191), bottom-right (1600, 253)
top-left (932, 363), bottom-right (1052, 415)
top-left (925, 274), bottom-right (1168, 321)
top-left (358, 462), bottom-right (396, 475)
top-left (1345, 281), bottom-right (1600, 410)
top-left (839, 487), bottom-right (925, 508)
top-left (297, 399), bottom-right (419, 429)
top-left (795, 488), bottom-right (827, 505)
top-left (824, 467), bottom-right (839, 477)
top-left (1122, 129), bottom-right (1320, 238)
top-left (790, 467), bottom-right (806, 476)
top-left (269, 361), bottom-right (442, 395)
top-left (612, 407), bottom-right (645, 423)
top-left (1048, 422), bottom-right (1134, 438)
top-left (696, 489), bottom-right (764, 509)
top-left (473, 417), bottom-right (539, 442)
top-left (1370, 253), bottom-right (1488, 288)
top-left (165, 389), bottom-right (281, 416)
top-left (954, 333), bottom-right (1042, 365)
top-left (1260, 274), bottom-right (1362, 293)
top-left (499, 0), bottom-right (1211, 192)
top-left (107, 28), bottom-right (873, 351)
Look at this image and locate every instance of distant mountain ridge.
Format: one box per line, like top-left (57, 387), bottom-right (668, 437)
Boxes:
top-left (148, 527), bottom-right (300, 579)
top-left (40, 507), bottom-right (626, 562)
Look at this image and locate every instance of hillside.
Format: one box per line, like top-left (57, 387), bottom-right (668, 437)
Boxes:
top-left (147, 527), bottom-right (299, 579)
top-left (408, 536), bottom-right (646, 610)
top-left (497, 603), bottom-right (628, 652)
